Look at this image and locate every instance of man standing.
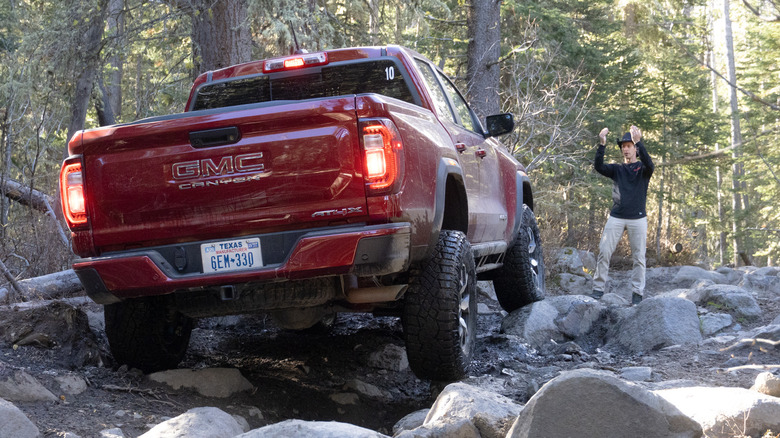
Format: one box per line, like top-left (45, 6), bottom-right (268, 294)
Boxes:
top-left (591, 125), bottom-right (654, 304)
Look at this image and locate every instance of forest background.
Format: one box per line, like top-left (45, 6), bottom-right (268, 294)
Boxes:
top-left (0, 0), bottom-right (778, 289)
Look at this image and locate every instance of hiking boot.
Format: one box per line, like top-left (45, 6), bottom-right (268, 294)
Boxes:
top-left (632, 292), bottom-right (643, 305)
top-left (590, 290), bottom-right (604, 299)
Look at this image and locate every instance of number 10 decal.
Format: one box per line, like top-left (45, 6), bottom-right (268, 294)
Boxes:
top-left (385, 66), bottom-right (395, 80)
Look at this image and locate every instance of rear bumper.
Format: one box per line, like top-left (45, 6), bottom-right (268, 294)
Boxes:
top-left (74, 223), bottom-right (411, 304)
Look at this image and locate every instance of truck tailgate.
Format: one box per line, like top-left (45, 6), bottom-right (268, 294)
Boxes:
top-left (77, 98), bottom-right (367, 249)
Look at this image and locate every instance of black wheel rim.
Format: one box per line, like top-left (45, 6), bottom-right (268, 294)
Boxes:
top-left (457, 260), bottom-right (473, 354)
top-left (527, 226), bottom-right (541, 291)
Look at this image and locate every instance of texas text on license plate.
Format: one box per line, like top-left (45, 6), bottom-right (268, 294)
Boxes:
top-left (200, 237), bottom-right (263, 274)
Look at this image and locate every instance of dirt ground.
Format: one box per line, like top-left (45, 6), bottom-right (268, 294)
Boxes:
top-left (1, 268), bottom-right (779, 438)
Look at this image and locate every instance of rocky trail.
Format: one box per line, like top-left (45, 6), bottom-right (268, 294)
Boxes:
top-left (1, 251), bottom-right (780, 437)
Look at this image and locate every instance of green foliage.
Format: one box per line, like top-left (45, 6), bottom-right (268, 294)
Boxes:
top-left (0, 0), bottom-right (777, 285)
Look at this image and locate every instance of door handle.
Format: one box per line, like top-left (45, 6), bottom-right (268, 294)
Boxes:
top-left (189, 126), bottom-right (241, 148)
top-left (475, 148), bottom-right (487, 159)
top-left (455, 143), bottom-right (467, 153)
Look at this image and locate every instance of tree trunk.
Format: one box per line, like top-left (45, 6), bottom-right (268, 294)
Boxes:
top-left (95, 76), bottom-right (117, 126)
top-left (1, 106), bottom-right (11, 239)
top-left (466, 0), bottom-right (501, 120)
top-left (106, 0), bottom-right (125, 121)
top-left (708, 19), bottom-right (727, 265)
top-left (655, 157), bottom-right (665, 259)
top-left (723, 0), bottom-right (745, 266)
top-left (66, 0), bottom-right (109, 146)
top-left (190, 0), bottom-right (252, 76)
top-left (368, 0), bottom-right (380, 45)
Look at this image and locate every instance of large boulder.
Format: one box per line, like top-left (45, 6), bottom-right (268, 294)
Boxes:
top-left (139, 407), bottom-right (247, 438)
top-left (609, 297), bottom-right (702, 353)
top-left (699, 313), bottom-right (733, 336)
top-left (657, 386), bottom-right (780, 438)
top-left (673, 266), bottom-right (727, 286)
top-left (553, 298), bottom-right (602, 339)
top-left (646, 267), bottom-right (682, 286)
top-left (554, 273), bottom-right (592, 295)
top-left (551, 247), bottom-right (587, 276)
top-left (751, 372), bottom-right (780, 397)
top-left (738, 271), bottom-right (780, 293)
top-left (501, 301), bottom-right (559, 347)
top-left (744, 324), bottom-right (780, 346)
top-left (419, 382), bottom-right (522, 438)
top-left (578, 250), bottom-right (597, 273)
top-left (393, 409), bottom-right (429, 435)
top-left (698, 285), bottom-right (762, 321)
top-left (396, 419), bottom-right (478, 438)
top-left (501, 296), bottom-right (602, 348)
top-left (0, 364), bottom-right (57, 402)
top-left (507, 369), bottom-right (701, 437)
top-left (367, 344), bottom-right (409, 372)
top-left (238, 420), bottom-right (389, 437)
top-left (0, 397), bottom-right (39, 438)
top-left (147, 368), bottom-right (253, 398)
top-left (753, 267), bottom-right (779, 276)
top-left (715, 266), bottom-right (745, 284)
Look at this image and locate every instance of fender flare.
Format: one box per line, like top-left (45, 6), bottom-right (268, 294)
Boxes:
top-left (511, 172), bottom-right (533, 239)
top-left (430, 157), bottom-right (466, 249)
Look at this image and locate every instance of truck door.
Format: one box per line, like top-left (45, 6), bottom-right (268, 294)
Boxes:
top-left (414, 59), bottom-right (507, 243)
top-left (413, 60), bottom-right (485, 243)
top-left (433, 71), bottom-right (508, 243)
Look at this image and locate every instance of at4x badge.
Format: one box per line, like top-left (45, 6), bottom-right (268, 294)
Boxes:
top-left (312, 207), bottom-right (363, 218)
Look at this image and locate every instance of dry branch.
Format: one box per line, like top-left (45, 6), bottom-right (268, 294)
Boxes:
top-left (0, 269), bottom-right (84, 304)
top-left (0, 178), bottom-right (70, 247)
top-left (0, 178), bottom-right (55, 212)
top-left (660, 126), bottom-right (779, 166)
top-left (721, 337), bottom-right (780, 352)
top-left (724, 364), bottom-right (780, 372)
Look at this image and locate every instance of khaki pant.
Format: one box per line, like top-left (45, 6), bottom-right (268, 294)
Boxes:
top-left (593, 216), bottom-right (647, 295)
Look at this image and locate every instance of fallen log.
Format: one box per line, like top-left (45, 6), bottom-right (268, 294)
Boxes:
top-left (0, 269), bottom-right (84, 304)
top-left (0, 178), bottom-right (70, 247)
top-left (0, 178), bottom-right (55, 212)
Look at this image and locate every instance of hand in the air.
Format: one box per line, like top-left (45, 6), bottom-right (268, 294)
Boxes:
top-left (630, 125), bottom-right (642, 144)
top-left (599, 127), bottom-right (609, 145)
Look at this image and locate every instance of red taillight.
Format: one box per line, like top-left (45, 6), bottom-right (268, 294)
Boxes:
top-left (60, 159), bottom-right (88, 228)
top-left (360, 119), bottom-right (404, 194)
top-left (263, 52), bottom-right (328, 73)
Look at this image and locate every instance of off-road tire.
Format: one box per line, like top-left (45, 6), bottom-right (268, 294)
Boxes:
top-left (104, 297), bottom-right (194, 373)
top-left (403, 230), bottom-right (477, 381)
top-left (493, 204), bottom-right (545, 312)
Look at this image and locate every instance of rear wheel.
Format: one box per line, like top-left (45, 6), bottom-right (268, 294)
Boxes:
top-left (493, 204), bottom-right (545, 312)
top-left (403, 230), bottom-right (477, 381)
top-left (104, 297), bottom-right (194, 373)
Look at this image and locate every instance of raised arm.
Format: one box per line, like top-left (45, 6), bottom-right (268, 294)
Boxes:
top-left (631, 125), bottom-right (654, 177)
top-left (594, 127), bottom-right (615, 178)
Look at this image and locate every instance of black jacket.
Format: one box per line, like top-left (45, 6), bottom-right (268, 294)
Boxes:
top-left (594, 141), bottom-right (654, 219)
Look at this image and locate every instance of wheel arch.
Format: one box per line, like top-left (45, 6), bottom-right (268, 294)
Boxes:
top-left (512, 172), bottom-right (534, 238)
top-left (431, 158), bottom-right (468, 247)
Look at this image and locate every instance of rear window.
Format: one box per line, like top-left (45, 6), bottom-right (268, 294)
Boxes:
top-left (192, 59), bottom-right (416, 110)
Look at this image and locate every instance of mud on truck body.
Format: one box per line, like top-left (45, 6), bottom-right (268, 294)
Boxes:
top-left (59, 45), bottom-right (545, 381)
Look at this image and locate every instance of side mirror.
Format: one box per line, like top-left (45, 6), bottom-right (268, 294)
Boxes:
top-left (485, 113), bottom-right (515, 137)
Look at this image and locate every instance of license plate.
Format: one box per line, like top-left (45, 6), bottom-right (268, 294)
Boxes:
top-left (201, 238), bottom-right (262, 274)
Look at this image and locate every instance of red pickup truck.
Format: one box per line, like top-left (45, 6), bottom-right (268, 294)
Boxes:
top-left (59, 45), bottom-right (544, 381)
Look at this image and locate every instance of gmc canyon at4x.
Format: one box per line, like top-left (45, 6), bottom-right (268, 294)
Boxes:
top-left (60, 45), bottom-right (545, 381)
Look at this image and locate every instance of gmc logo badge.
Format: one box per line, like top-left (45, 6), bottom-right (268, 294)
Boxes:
top-left (172, 152), bottom-right (264, 180)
